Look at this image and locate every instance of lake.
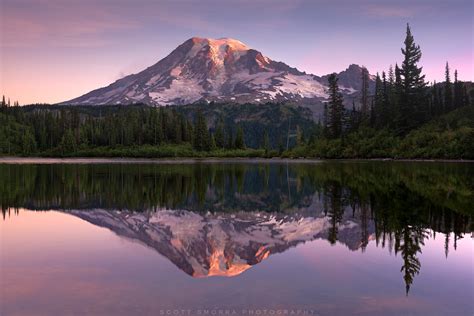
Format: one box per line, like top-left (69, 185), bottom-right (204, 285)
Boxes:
top-left (1, 160), bottom-right (473, 316)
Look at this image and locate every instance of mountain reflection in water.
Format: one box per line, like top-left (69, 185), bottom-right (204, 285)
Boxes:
top-left (1, 162), bottom-right (472, 295)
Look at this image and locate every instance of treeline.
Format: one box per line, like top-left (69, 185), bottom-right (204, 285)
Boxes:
top-left (0, 100), bottom-right (316, 157)
top-left (0, 96), bottom-right (20, 108)
top-left (290, 24), bottom-right (473, 159)
top-left (0, 104), bottom-right (261, 157)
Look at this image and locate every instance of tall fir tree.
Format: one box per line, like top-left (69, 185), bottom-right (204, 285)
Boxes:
top-left (348, 101), bottom-right (359, 132)
top-left (393, 63), bottom-right (402, 127)
top-left (326, 73), bottom-right (344, 138)
top-left (296, 125), bottom-right (304, 146)
top-left (360, 66), bottom-right (370, 123)
top-left (387, 65), bottom-right (396, 127)
top-left (373, 72), bottom-right (391, 129)
top-left (59, 129), bottom-right (77, 155)
top-left (262, 129), bottom-right (270, 155)
top-left (193, 110), bottom-right (209, 151)
top-left (322, 102), bottom-right (329, 138)
top-left (453, 69), bottom-right (463, 109)
top-left (209, 133), bottom-right (217, 151)
top-left (381, 71), bottom-right (390, 126)
top-left (226, 128), bottom-right (234, 149)
top-left (397, 24), bottom-right (427, 135)
top-left (214, 119), bottom-right (225, 149)
top-left (174, 114), bottom-right (183, 143)
top-left (234, 126), bottom-right (245, 149)
top-left (388, 65), bottom-right (395, 87)
top-left (432, 81), bottom-right (440, 116)
top-left (462, 85), bottom-right (471, 107)
top-left (444, 62), bottom-right (453, 112)
top-left (373, 73), bottom-right (384, 128)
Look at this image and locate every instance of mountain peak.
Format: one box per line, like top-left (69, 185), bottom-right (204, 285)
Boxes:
top-left (346, 64), bottom-right (363, 71)
top-left (187, 37), bottom-right (250, 52)
top-left (62, 37), bottom-right (374, 108)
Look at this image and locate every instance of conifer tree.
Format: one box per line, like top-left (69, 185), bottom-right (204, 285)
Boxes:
top-left (278, 136), bottom-right (284, 154)
top-left (209, 133), bottom-right (217, 151)
top-left (326, 73), bottom-right (344, 138)
top-left (181, 116), bottom-right (190, 142)
top-left (373, 73), bottom-right (384, 128)
top-left (432, 81), bottom-right (440, 116)
top-left (296, 125), bottom-right (304, 146)
top-left (193, 110), bottom-right (208, 151)
top-left (21, 129), bottom-right (37, 155)
top-left (393, 63), bottom-right (402, 125)
top-left (397, 24), bottom-right (427, 135)
top-left (59, 129), bottom-right (76, 155)
top-left (370, 99), bottom-right (375, 128)
top-left (388, 65), bottom-right (395, 87)
top-left (185, 120), bottom-right (193, 144)
top-left (174, 116), bottom-right (182, 144)
top-left (360, 66), bottom-right (370, 122)
top-left (322, 103), bottom-right (329, 138)
top-left (382, 71), bottom-right (390, 123)
top-left (226, 128), bottom-right (234, 149)
top-left (387, 65), bottom-right (396, 126)
top-left (235, 126), bottom-right (245, 149)
top-left (348, 101), bottom-right (359, 132)
top-left (462, 86), bottom-right (471, 107)
top-left (262, 129), bottom-right (270, 156)
top-left (444, 62), bottom-right (453, 111)
top-left (214, 120), bottom-right (225, 148)
top-left (453, 69), bottom-right (463, 109)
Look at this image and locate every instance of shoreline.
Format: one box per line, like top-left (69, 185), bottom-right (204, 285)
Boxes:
top-left (0, 157), bottom-right (473, 164)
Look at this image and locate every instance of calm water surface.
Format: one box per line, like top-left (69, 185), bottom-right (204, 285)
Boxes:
top-left (1, 161), bottom-right (473, 316)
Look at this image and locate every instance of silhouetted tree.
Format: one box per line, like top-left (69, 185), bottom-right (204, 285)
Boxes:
top-left (327, 73), bottom-right (344, 138)
top-left (360, 66), bottom-right (370, 122)
top-left (444, 62), bottom-right (453, 111)
top-left (397, 24), bottom-right (427, 135)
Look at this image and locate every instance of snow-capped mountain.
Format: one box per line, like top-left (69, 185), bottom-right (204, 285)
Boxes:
top-left (62, 37), bottom-right (374, 106)
top-left (67, 208), bottom-right (375, 278)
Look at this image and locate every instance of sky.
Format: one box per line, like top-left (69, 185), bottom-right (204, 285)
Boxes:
top-left (1, 0), bottom-right (473, 105)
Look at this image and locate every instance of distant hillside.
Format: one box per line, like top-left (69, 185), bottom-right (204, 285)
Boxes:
top-left (174, 102), bottom-right (315, 148)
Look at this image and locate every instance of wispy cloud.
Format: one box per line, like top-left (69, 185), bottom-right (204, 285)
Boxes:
top-left (365, 4), bottom-right (416, 18)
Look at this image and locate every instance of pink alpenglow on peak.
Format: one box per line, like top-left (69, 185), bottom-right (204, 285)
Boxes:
top-left (62, 37), bottom-right (375, 109)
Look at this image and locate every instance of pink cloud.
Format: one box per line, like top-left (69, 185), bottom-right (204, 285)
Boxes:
top-left (0, 2), bottom-right (139, 48)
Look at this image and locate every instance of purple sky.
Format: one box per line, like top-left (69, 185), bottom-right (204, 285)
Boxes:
top-left (1, 0), bottom-right (473, 104)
